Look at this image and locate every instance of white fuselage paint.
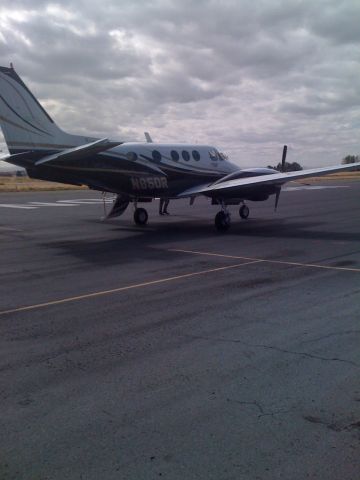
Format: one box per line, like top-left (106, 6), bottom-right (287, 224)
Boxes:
top-left (102, 142), bottom-right (238, 178)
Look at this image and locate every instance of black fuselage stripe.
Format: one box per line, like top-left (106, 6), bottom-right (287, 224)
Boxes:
top-left (0, 114), bottom-right (41, 136)
top-left (1, 70), bottom-right (54, 123)
top-left (0, 94), bottom-right (51, 136)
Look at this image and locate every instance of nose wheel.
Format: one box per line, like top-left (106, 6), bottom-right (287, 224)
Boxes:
top-left (239, 204), bottom-right (250, 219)
top-left (134, 207), bottom-right (148, 226)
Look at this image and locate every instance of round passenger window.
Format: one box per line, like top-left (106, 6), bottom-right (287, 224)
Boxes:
top-left (171, 150), bottom-right (179, 161)
top-left (182, 150), bottom-right (190, 161)
top-left (192, 150), bottom-right (200, 161)
top-left (152, 150), bottom-right (162, 163)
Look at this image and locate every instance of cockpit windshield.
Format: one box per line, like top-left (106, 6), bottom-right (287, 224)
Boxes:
top-left (209, 149), bottom-right (228, 161)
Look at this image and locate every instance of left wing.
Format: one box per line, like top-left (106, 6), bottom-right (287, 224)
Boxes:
top-left (178, 161), bottom-right (360, 197)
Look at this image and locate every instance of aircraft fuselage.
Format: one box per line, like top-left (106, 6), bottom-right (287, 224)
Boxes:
top-left (17, 142), bottom-right (234, 196)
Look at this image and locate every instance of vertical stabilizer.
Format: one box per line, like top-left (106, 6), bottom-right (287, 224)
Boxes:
top-left (0, 65), bottom-right (94, 154)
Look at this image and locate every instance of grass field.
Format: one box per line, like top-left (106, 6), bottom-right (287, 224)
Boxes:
top-left (0, 171), bottom-right (359, 192)
top-left (0, 176), bottom-right (86, 192)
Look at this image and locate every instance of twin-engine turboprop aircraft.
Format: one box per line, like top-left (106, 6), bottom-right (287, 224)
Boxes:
top-left (1, 64), bottom-right (359, 231)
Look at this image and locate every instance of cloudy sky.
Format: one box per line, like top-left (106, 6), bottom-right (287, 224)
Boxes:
top-left (1, 0), bottom-right (360, 170)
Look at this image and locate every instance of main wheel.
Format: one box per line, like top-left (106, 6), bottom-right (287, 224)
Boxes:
top-left (215, 211), bottom-right (231, 232)
top-left (239, 204), bottom-right (250, 219)
top-left (134, 207), bottom-right (148, 225)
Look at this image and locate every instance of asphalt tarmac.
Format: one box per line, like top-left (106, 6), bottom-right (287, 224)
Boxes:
top-left (0, 182), bottom-right (359, 480)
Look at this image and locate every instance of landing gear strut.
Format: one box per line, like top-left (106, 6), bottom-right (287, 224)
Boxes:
top-left (134, 207), bottom-right (148, 226)
top-left (239, 203), bottom-right (250, 219)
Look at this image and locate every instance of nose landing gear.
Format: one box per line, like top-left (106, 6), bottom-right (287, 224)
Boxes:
top-left (239, 203), bottom-right (250, 219)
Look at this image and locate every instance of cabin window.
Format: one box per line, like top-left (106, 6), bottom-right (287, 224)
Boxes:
top-left (171, 150), bottom-right (179, 161)
top-left (152, 150), bottom-right (162, 163)
top-left (182, 150), bottom-right (190, 161)
top-left (126, 151), bottom-right (138, 161)
top-left (192, 150), bottom-right (200, 161)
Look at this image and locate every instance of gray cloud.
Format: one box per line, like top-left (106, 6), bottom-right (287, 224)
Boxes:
top-left (1, 0), bottom-right (360, 170)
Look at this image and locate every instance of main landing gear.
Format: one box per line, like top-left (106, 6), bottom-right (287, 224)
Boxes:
top-left (134, 207), bottom-right (148, 226)
top-left (215, 211), bottom-right (231, 231)
top-left (132, 199), bottom-right (149, 226)
top-left (215, 202), bottom-right (231, 232)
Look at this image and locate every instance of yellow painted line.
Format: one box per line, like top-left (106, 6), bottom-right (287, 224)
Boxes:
top-left (169, 249), bottom-right (360, 273)
top-left (0, 260), bottom-right (261, 316)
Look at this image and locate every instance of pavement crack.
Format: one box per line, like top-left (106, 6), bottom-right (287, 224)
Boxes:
top-left (185, 334), bottom-right (359, 367)
top-left (300, 330), bottom-right (360, 344)
top-left (249, 343), bottom-right (359, 367)
top-left (303, 415), bottom-right (360, 433)
top-left (227, 398), bottom-right (290, 419)
top-left (303, 415), bottom-right (327, 426)
top-left (227, 399), bottom-right (265, 415)
top-left (258, 409), bottom-right (291, 419)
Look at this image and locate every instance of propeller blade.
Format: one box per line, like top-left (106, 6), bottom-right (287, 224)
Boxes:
top-left (281, 145), bottom-right (288, 172)
top-left (274, 188), bottom-right (281, 211)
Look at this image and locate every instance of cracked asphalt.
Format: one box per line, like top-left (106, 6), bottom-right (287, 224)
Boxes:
top-left (0, 182), bottom-right (359, 479)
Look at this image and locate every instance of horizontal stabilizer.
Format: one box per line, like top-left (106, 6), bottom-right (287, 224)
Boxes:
top-left (35, 138), bottom-right (122, 166)
top-left (1, 151), bottom-right (32, 164)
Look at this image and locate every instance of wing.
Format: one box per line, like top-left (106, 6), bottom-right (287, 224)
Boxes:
top-left (34, 138), bottom-right (122, 166)
top-left (178, 161), bottom-right (360, 197)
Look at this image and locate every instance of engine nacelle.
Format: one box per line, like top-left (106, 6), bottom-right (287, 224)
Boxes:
top-left (246, 193), bottom-right (270, 202)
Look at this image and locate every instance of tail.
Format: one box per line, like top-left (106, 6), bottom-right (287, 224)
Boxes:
top-left (0, 65), bottom-right (95, 155)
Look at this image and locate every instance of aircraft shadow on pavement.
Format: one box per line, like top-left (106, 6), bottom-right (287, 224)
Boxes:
top-left (42, 216), bottom-right (360, 266)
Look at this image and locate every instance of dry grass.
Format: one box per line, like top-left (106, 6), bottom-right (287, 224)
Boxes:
top-left (0, 176), bottom-right (86, 192)
top-left (301, 171), bottom-right (360, 182)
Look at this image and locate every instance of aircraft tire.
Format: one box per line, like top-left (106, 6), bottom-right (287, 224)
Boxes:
top-left (239, 204), bottom-right (250, 219)
top-left (134, 207), bottom-right (148, 226)
top-left (215, 211), bottom-right (231, 232)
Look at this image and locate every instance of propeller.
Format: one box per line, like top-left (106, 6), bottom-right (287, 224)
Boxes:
top-left (281, 144), bottom-right (287, 172)
top-left (274, 188), bottom-right (281, 211)
top-left (274, 145), bottom-right (287, 211)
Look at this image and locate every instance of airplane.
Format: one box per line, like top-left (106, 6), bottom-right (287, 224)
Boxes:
top-left (0, 64), bottom-right (359, 231)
